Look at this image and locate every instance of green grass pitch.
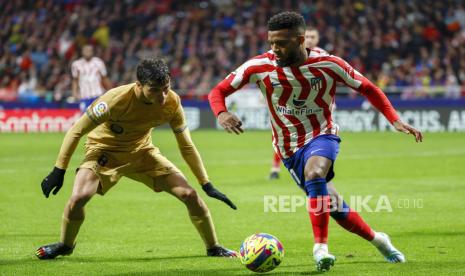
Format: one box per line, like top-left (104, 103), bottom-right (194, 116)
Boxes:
top-left (1, 130), bottom-right (465, 275)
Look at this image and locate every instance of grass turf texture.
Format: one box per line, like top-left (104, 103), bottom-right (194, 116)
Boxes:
top-left (1, 130), bottom-right (464, 275)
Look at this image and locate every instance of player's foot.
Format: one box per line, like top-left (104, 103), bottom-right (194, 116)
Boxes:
top-left (269, 171), bottom-right (279, 180)
top-left (313, 243), bottom-right (336, 272)
top-left (371, 232), bottom-right (405, 263)
top-left (207, 245), bottom-right (238, 257)
top-left (36, 242), bottom-right (74, 260)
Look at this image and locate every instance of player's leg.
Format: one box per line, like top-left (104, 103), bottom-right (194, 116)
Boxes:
top-left (328, 183), bottom-right (405, 263)
top-left (153, 173), bottom-right (237, 257)
top-left (269, 152), bottom-right (281, 180)
top-left (304, 155), bottom-right (336, 271)
top-left (62, 168), bottom-right (100, 245)
top-left (327, 182), bottom-right (374, 240)
top-left (36, 168), bottom-right (99, 260)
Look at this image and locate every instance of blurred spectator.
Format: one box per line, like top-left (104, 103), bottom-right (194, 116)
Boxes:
top-left (71, 44), bottom-right (112, 111)
top-left (0, 75), bottom-right (19, 102)
top-left (0, 0), bottom-right (464, 103)
top-left (17, 70), bottom-right (39, 102)
top-left (445, 67), bottom-right (461, 99)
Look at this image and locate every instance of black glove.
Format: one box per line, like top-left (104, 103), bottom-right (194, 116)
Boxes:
top-left (41, 167), bottom-right (66, 198)
top-left (202, 182), bottom-right (237, 210)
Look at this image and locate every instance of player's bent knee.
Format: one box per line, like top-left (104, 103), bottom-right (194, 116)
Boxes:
top-left (305, 168), bottom-right (326, 181)
top-left (182, 189), bottom-right (208, 211)
top-left (180, 188), bottom-right (199, 204)
top-left (68, 192), bottom-right (94, 209)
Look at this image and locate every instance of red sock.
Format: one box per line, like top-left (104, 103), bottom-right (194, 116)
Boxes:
top-left (272, 153), bottom-right (280, 170)
top-left (308, 196), bottom-right (330, 243)
top-left (336, 209), bottom-right (375, 241)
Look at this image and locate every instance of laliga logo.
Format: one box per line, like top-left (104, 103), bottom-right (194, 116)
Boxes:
top-left (93, 102), bottom-right (108, 117)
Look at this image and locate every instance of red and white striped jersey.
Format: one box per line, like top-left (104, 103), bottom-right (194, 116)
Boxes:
top-left (209, 50), bottom-right (399, 159)
top-left (71, 57), bottom-right (107, 99)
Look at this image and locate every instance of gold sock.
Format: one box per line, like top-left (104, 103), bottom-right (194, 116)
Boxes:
top-left (60, 216), bottom-right (84, 247)
top-left (189, 212), bottom-right (219, 249)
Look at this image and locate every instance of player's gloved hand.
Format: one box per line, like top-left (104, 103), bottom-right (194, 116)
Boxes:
top-left (41, 167), bottom-right (66, 198)
top-left (202, 182), bottom-right (237, 210)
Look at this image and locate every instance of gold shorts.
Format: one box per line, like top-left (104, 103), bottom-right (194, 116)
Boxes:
top-left (79, 146), bottom-right (181, 195)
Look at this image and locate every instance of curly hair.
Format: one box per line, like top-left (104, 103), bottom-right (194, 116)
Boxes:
top-left (136, 58), bottom-right (170, 86)
top-left (267, 11), bottom-right (306, 33)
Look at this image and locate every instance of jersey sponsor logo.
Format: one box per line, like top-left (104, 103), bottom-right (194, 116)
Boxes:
top-left (275, 105), bottom-right (323, 116)
top-left (92, 102), bottom-right (108, 118)
top-left (110, 123), bottom-right (124, 134)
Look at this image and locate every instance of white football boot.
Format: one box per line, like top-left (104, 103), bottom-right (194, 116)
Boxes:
top-left (313, 243), bottom-right (336, 272)
top-left (371, 232), bottom-right (406, 263)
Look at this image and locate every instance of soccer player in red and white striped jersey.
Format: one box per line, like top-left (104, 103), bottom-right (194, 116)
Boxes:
top-left (71, 45), bottom-right (112, 112)
top-left (209, 12), bottom-right (423, 272)
top-left (269, 27), bottom-right (329, 180)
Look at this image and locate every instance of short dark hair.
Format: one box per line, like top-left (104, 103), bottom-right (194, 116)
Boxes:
top-left (268, 11), bottom-right (306, 33)
top-left (136, 58), bottom-right (170, 86)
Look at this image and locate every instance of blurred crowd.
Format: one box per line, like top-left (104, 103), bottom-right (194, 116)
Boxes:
top-left (1, 0), bottom-right (465, 104)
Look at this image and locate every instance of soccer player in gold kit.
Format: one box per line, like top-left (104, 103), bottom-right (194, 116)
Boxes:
top-left (36, 59), bottom-right (238, 259)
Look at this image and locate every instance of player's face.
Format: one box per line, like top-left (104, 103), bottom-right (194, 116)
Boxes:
top-left (304, 30), bottom-right (319, 49)
top-left (268, 29), bottom-right (304, 67)
top-left (82, 46), bottom-right (93, 60)
top-left (140, 80), bottom-right (170, 105)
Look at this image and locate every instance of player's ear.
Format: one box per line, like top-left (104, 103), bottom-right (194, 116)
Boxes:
top-left (297, 35), bottom-right (305, 45)
top-left (135, 81), bottom-right (142, 89)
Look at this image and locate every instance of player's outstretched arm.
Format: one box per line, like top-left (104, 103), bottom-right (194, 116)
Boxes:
top-left (358, 82), bottom-right (423, 142)
top-left (393, 120), bottom-right (423, 142)
top-left (42, 115), bottom-right (99, 198)
top-left (321, 56), bottom-right (424, 143)
top-left (218, 111), bottom-right (244, 135)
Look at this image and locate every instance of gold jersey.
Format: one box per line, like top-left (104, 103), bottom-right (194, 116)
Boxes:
top-left (85, 83), bottom-right (185, 151)
top-left (54, 83), bottom-right (209, 185)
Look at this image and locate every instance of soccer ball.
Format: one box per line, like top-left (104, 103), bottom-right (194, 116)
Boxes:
top-left (240, 233), bottom-right (284, 273)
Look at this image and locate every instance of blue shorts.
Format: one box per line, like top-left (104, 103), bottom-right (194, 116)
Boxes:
top-left (282, 134), bottom-right (341, 191)
top-left (79, 97), bottom-right (98, 113)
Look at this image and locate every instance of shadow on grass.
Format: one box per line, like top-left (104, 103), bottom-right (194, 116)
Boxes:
top-left (2, 257), bottom-right (328, 275)
top-left (104, 267), bottom-right (325, 276)
top-left (69, 254), bottom-right (207, 263)
top-left (336, 261), bottom-right (390, 266)
top-left (0, 254), bottom-right (206, 266)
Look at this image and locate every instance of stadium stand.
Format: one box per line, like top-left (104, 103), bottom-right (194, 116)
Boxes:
top-left (1, 0), bottom-right (464, 103)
